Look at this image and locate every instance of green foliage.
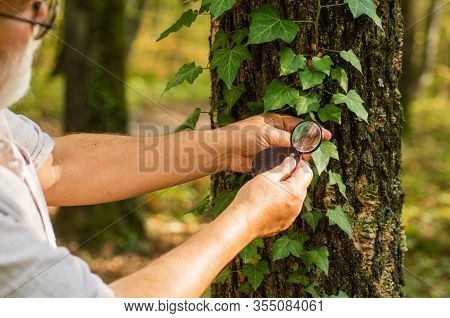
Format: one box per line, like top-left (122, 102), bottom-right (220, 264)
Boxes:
top-left (332, 90), bottom-right (368, 122)
top-left (344, 0), bottom-right (383, 29)
top-left (174, 107), bottom-right (201, 132)
top-left (164, 62), bottom-right (203, 93)
top-left (312, 55), bottom-right (334, 75)
top-left (210, 189), bottom-right (238, 217)
top-left (304, 246), bottom-right (329, 274)
top-left (301, 210), bottom-right (323, 232)
top-left (318, 104), bottom-right (341, 124)
top-left (263, 79), bottom-right (299, 112)
top-left (247, 4), bottom-right (299, 44)
top-left (287, 267), bottom-right (309, 286)
top-left (305, 284), bottom-right (320, 298)
top-left (330, 68), bottom-right (348, 93)
top-left (339, 49), bottom-right (363, 74)
top-left (210, 0), bottom-right (236, 17)
top-left (157, 9), bottom-right (198, 41)
top-left (232, 28), bottom-right (249, 45)
top-left (278, 48), bottom-right (307, 76)
top-left (214, 268), bottom-right (230, 284)
top-left (331, 291), bottom-right (350, 298)
top-left (311, 141), bottom-right (339, 175)
top-left (295, 92), bottom-right (321, 115)
top-left (272, 231), bottom-right (309, 261)
top-left (212, 29), bottom-right (227, 50)
top-left (328, 171), bottom-right (347, 199)
top-left (243, 260), bottom-right (270, 290)
top-left (220, 84), bottom-right (246, 124)
top-left (240, 238), bottom-right (264, 264)
top-left (299, 68), bottom-right (326, 90)
top-left (211, 45), bottom-right (251, 88)
top-left (326, 205), bottom-right (353, 237)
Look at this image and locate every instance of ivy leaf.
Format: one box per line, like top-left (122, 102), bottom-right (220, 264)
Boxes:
top-left (213, 268), bottom-right (230, 284)
top-left (278, 48), bottom-right (307, 76)
top-left (312, 55), bottom-right (334, 75)
top-left (238, 281), bottom-right (252, 294)
top-left (331, 291), bottom-right (350, 298)
top-left (157, 9), bottom-right (198, 41)
top-left (326, 205), bottom-right (353, 237)
top-left (306, 246), bottom-right (329, 274)
top-left (211, 45), bottom-right (250, 88)
top-left (247, 4), bottom-right (300, 44)
top-left (311, 141), bottom-right (339, 175)
top-left (240, 238), bottom-right (264, 264)
top-left (243, 260), bottom-right (270, 290)
top-left (332, 90), bottom-right (368, 122)
top-left (232, 28), bottom-right (248, 45)
top-left (210, 189), bottom-right (238, 216)
top-left (344, 0), bottom-right (383, 29)
top-left (174, 107), bottom-right (201, 133)
top-left (263, 79), bottom-right (299, 112)
top-left (212, 29), bottom-right (227, 51)
top-left (299, 68), bottom-right (326, 90)
top-left (328, 171), bottom-right (347, 199)
top-left (305, 284), bottom-right (320, 298)
top-left (331, 68), bottom-right (348, 93)
top-left (295, 92), bottom-right (321, 115)
top-left (272, 232), bottom-right (305, 260)
top-left (301, 210), bottom-right (323, 232)
top-left (224, 83), bottom-right (246, 109)
top-left (318, 104), bottom-right (341, 124)
top-left (210, 0), bottom-right (236, 17)
top-left (287, 268), bottom-right (309, 286)
top-left (164, 62), bottom-right (203, 93)
top-left (340, 49), bottom-right (363, 74)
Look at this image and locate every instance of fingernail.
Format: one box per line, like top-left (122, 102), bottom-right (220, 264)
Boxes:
top-left (300, 160), bottom-right (312, 174)
top-left (284, 157), bottom-right (296, 170)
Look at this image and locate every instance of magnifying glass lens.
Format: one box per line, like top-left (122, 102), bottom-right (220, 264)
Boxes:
top-left (292, 121), bottom-right (322, 153)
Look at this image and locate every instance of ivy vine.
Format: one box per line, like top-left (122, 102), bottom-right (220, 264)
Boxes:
top-left (157, 0), bottom-right (382, 297)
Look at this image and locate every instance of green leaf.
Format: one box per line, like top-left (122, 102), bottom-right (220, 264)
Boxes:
top-left (339, 49), bottom-right (363, 74)
top-left (174, 108), bottom-right (201, 133)
top-left (212, 29), bottom-right (227, 51)
top-left (344, 0), bottom-right (383, 29)
top-left (232, 28), bottom-right (248, 45)
top-left (164, 62), bottom-right (203, 93)
top-left (272, 233), bottom-right (304, 260)
top-left (263, 79), bottom-right (299, 112)
top-left (326, 205), bottom-right (353, 236)
top-left (331, 68), bottom-right (348, 93)
top-left (328, 171), bottom-right (347, 199)
top-left (224, 83), bottom-right (246, 109)
top-left (305, 284), bottom-right (320, 298)
top-left (240, 238), bottom-right (264, 264)
top-left (210, 0), bottom-right (236, 17)
top-left (247, 4), bottom-right (300, 44)
top-left (299, 68), bottom-right (326, 90)
top-left (311, 141), bottom-right (339, 175)
top-left (278, 48), bottom-right (307, 76)
top-left (210, 189), bottom-right (238, 216)
top-left (295, 92), bottom-right (321, 115)
top-left (318, 104), bottom-right (341, 124)
top-left (301, 210), bottom-right (323, 232)
top-left (238, 281), bottom-right (252, 294)
top-left (211, 45), bottom-right (250, 88)
top-left (312, 55), bottom-right (334, 75)
top-left (331, 291), bottom-right (350, 298)
top-left (157, 9), bottom-right (198, 41)
top-left (213, 268), bottom-right (230, 284)
top-left (243, 260), bottom-right (270, 290)
top-left (246, 100), bottom-right (264, 116)
top-left (332, 90), bottom-right (368, 122)
top-left (287, 268), bottom-right (309, 286)
top-left (306, 246), bottom-right (329, 274)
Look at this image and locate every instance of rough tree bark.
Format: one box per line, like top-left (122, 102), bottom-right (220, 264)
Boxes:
top-left (54, 0), bottom-right (145, 253)
top-left (211, 0), bottom-right (405, 297)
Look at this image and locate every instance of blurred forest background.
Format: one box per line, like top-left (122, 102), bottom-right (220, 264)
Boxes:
top-left (11, 0), bottom-right (449, 297)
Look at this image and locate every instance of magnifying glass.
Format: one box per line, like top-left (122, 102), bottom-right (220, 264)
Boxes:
top-left (251, 121), bottom-right (323, 177)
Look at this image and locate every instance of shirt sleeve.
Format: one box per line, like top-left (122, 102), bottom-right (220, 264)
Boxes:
top-left (0, 189), bottom-right (115, 298)
top-left (4, 109), bottom-right (55, 171)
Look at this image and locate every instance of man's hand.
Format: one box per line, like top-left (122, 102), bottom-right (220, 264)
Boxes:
top-left (227, 157), bottom-right (313, 238)
top-left (221, 114), bottom-right (332, 172)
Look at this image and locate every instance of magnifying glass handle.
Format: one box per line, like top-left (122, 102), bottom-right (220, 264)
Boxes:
top-left (251, 146), bottom-right (300, 177)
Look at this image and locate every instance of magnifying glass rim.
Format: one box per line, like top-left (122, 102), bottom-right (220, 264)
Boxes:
top-left (290, 121), bottom-right (323, 154)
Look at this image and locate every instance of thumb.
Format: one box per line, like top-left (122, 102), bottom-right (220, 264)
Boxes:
top-left (263, 156), bottom-right (297, 182)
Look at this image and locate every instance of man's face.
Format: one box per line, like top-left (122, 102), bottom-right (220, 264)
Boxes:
top-left (0, 0), bottom-right (48, 109)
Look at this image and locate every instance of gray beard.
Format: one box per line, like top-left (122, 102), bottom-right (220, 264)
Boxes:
top-left (0, 39), bottom-right (40, 109)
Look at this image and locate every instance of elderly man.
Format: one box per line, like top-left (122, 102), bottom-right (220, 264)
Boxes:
top-left (0, 0), bottom-right (331, 297)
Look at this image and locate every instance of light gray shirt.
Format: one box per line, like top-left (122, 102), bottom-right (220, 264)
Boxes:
top-left (0, 109), bottom-right (114, 297)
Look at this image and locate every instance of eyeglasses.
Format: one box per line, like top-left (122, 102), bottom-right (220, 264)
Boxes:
top-left (0, 0), bottom-right (59, 40)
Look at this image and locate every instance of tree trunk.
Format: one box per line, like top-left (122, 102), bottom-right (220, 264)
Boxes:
top-left (54, 0), bottom-right (145, 254)
top-left (211, 0), bottom-right (405, 297)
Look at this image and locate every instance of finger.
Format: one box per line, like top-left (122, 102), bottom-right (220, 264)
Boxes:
top-left (284, 159), bottom-right (313, 193)
top-left (264, 113), bottom-right (301, 132)
top-left (301, 154), bottom-right (312, 161)
top-left (263, 156), bottom-right (297, 182)
top-left (322, 127), bottom-right (332, 141)
top-left (267, 126), bottom-right (291, 148)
